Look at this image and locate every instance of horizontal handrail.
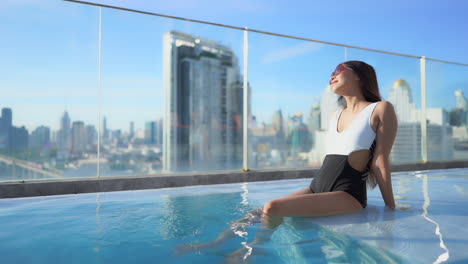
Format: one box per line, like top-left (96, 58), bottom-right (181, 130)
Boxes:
top-left (63, 0), bottom-right (468, 66)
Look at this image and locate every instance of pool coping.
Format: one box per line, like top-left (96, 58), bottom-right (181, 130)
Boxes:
top-left (1, 160), bottom-right (467, 198)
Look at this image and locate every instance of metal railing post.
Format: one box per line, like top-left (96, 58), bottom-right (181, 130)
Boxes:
top-left (420, 56), bottom-right (428, 163)
top-left (242, 28), bottom-right (250, 172)
top-left (97, 7), bottom-right (102, 178)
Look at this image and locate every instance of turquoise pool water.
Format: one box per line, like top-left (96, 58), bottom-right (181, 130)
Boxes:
top-left (1, 168), bottom-right (467, 263)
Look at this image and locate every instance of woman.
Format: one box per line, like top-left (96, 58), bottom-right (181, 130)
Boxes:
top-left (175, 60), bottom-right (398, 259)
top-left (263, 60), bottom-right (398, 217)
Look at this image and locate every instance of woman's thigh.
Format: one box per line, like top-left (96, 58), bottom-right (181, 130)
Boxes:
top-left (264, 191), bottom-right (363, 217)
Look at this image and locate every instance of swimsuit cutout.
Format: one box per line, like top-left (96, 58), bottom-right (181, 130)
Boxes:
top-left (309, 102), bottom-right (380, 208)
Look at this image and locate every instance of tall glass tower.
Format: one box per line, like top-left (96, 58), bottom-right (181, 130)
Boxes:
top-left (162, 31), bottom-right (247, 172)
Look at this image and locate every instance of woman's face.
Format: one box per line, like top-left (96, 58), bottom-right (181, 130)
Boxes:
top-left (329, 64), bottom-right (360, 95)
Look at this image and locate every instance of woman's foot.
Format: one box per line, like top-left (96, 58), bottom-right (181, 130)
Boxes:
top-left (173, 240), bottom-right (225, 256)
top-left (222, 244), bottom-right (268, 264)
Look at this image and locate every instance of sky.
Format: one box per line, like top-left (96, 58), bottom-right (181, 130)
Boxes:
top-left (1, 0), bottom-right (467, 132)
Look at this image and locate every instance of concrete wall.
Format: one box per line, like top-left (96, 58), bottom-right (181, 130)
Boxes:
top-left (1, 160), bottom-right (467, 198)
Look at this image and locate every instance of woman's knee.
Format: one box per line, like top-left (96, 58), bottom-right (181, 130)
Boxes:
top-left (263, 200), bottom-right (281, 216)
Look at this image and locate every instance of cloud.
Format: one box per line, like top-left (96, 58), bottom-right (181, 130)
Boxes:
top-left (261, 42), bottom-right (324, 64)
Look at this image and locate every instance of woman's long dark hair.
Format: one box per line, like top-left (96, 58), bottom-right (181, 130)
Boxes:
top-left (337, 60), bottom-right (382, 189)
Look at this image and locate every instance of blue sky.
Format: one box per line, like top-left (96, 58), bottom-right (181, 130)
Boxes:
top-left (1, 0), bottom-right (467, 131)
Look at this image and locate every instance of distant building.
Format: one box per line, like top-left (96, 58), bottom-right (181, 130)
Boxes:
top-left (29, 125), bottom-right (51, 149)
top-left (57, 111), bottom-right (71, 152)
top-left (129, 121), bottom-right (135, 139)
top-left (455, 89), bottom-right (468, 110)
top-left (0, 108), bottom-right (28, 150)
top-left (308, 87), bottom-right (339, 165)
top-left (320, 87), bottom-right (339, 129)
top-left (162, 31), bottom-right (247, 172)
top-left (145, 121), bottom-right (157, 145)
top-left (307, 102), bottom-right (321, 148)
top-left (388, 80), bottom-right (454, 163)
top-left (111, 129), bottom-right (122, 146)
top-left (391, 122), bottom-right (454, 163)
top-left (0, 108), bottom-right (12, 149)
top-left (250, 110), bottom-right (287, 168)
top-left (271, 109), bottom-right (285, 138)
top-left (71, 121), bottom-right (86, 154)
top-left (86, 125), bottom-right (96, 150)
top-left (288, 112), bottom-right (311, 156)
top-left (156, 119), bottom-right (163, 146)
top-left (451, 90), bottom-right (468, 126)
top-left (11, 126), bottom-right (28, 150)
top-left (102, 116), bottom-right (109, 143)
top-left (389, 80), bottom-right (418, 123)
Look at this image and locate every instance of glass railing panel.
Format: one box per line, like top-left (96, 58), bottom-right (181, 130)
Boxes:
top-left (426, 61), bottom-right (468, 162)
top-left (248, 32), bottom-right (346, 169)
top-left (345, 49), bottom-right (422, 164)
top-left (0, 0), bottom-right (99, 181)
top-left (100, 8), bottom-right (244, 176)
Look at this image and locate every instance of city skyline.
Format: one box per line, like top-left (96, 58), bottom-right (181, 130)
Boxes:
top-left (2, 80), bottom-right (467, 151)
top-left (1, 77), bottom-right (467, 179)
top-left (2, 80), bottom-right (467, 142)
top-left (1, 1), bottom-right (468, 131)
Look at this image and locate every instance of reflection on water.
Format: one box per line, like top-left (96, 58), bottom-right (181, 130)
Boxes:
top-left (393, 175), bottom-right (419, 213)
top-left (273, 217), bottom-right (407, 263)
top-left (419, 174), bottom-right (450, 264)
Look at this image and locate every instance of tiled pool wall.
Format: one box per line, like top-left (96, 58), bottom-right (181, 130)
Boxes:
top-left (1, 160), bottom-right (467, 198)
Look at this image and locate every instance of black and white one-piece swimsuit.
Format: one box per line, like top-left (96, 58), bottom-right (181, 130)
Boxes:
top-left (309, 102), bottom-right (380, 208)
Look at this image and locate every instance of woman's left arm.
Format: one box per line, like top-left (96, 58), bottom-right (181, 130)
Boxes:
top-left (371, 101), bottom-right (398, 209)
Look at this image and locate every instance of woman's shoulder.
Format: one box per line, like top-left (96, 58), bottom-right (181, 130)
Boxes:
top-left (374, 101), bottom-right (397, 123)
top-left (375, 101), bottom-right (396, 113)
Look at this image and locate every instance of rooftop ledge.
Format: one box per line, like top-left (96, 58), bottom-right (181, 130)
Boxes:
top-left (1, 160), bottom-right (468, 199)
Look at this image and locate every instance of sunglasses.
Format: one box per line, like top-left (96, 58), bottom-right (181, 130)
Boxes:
top-left (331, 64), bottom-right (352, 78)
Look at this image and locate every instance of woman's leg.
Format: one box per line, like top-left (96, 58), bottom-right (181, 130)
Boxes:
top-left (224, 191), bottom-right (362, 262)
top-left (263, 191), bottom-right (363, 217)
top-left (285, 187), bottom-right (313, 196)
top-left (173, 207), bottom-right (265, 256)
top-left (174, 188), bottom-right (312, 256)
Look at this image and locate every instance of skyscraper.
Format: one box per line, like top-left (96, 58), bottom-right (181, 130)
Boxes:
top-left (307, 102), bottom-right (321, 148)
top-left (145, 121), bottom-right (157, 145)
top-left (455, 89), bottom-right (468, 110)
top-left (320, 87), bottom-right (339, 130)
top-left (307, 87), bottom-right (339, 165)
top-left (288, 112), bottom-right (312, 155)
top-left (389, 80), bottom-right (417, 123)
top-left (452, 90), bottom-right (468, 126)
top-left (129, 121), bottom-right (135, 139)
top-left (30, 126), bottom-right (51, 149)
top-left (102, 116), bottom-right (109, 143)
top-left (86, 125), bottom-right (97, 150)
top-left (0, 108), bottom-right (12, 149)
top-left (163, 31), bottom-right (246, 172)
top-left (1, 108), bottom-right (12, 127)
top-left (57, 111), bottom-right (71, 152)
top-left (156, 118), bottom-right (163, 146)
top-left (272, 109), bottom-right (284, 137)
top-left (71, 121), bottom-right (86, 155)
top-left (11, 126), bottom-right (28, 150)
top-left (388, 79), bottom-right (455, 163)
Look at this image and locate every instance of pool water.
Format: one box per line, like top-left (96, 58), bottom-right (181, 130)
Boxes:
top-left (1, 168), bottom-right (467, 263)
